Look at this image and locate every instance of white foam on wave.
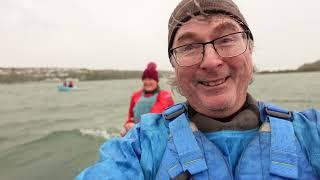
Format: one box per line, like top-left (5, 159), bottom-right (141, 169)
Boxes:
top-left (79, 128), bottom-right (111, 139)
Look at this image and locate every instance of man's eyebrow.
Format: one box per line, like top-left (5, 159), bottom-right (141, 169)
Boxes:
top-left (212, 22), bottom-right (241, 34)
top-left (175, 32), bottom-right (198, 45)
top-left (174, 21), bottom-right (241, 45)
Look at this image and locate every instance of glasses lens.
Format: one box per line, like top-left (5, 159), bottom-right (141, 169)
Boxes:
top-left (173, 43), bottom-right (203, 66)
top-left (215, 32), bottom-right (248, 58)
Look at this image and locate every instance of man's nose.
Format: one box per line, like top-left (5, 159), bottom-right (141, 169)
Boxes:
top-left (199, 44), bottom-right (224, 69)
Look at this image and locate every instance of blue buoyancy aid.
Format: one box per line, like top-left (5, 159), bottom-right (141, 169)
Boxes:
top-left (155, 103), bottom-right (319, 179)
top-left (133, 92), bottom-right (158, 123)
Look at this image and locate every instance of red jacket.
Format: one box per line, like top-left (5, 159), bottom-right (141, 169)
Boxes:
top-left (124, 89), bottom-right (174, 127)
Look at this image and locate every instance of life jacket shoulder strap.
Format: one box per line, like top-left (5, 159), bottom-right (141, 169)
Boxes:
top-left (163, 103), bottom-right (187, 121)
top-left (259, 102), bottom-right (298, 179)
top-left (161, 103), bottom-right (208, 178)
top-left (258, 102), bottom-right (293, 122)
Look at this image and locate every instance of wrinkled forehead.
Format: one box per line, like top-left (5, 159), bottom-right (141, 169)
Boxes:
top-left (174, 15), bottom-right (243, 43)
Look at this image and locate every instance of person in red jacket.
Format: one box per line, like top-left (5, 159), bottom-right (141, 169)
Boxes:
top-left (120, 62), bottom-right (174, 136)
top-left (68, 80), bottom-right (74, 88)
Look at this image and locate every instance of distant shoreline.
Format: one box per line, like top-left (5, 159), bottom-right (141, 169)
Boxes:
top-left (1, 70), bottom-right (320, 84)
top-left (0, 68), bottom-right (172, 84)
top-left (257, 69), bottom-right (320, 74)
top-left (258, 59), bottom-right (320, 74)
top-left (1, 59), bottom-right (320, 84)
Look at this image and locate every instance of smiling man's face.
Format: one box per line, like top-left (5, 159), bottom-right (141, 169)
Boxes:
top-left (172, 15), bottom-right (253, 118)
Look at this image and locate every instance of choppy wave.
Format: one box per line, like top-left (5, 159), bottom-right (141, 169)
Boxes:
top-left (80, 128), bottom-right (112, 139)
top-left (0, 129), bottom-right (111, 180)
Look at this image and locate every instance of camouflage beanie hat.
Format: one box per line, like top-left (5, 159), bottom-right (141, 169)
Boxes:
top-left (168, 0), bottom-right (253, 55)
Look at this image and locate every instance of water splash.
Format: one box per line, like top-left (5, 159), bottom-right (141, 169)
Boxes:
top-left (79, 128), bottom-right (113, 139)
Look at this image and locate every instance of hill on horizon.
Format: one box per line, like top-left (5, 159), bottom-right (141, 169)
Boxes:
top-left (297, 59), bottom-right (320, 72)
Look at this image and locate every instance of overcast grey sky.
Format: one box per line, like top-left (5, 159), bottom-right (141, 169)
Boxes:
top-left (1, 0), bottom-right (320, 71)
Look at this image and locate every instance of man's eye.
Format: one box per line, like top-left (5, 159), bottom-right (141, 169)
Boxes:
top-left (183, 44), bottom-right (195, 51)
top-left (219, 37), bottom-right (234, 44)
top-left (215, 36), bottom-right (238, 47)
top-left (182, 44), bottom-right (199, 52)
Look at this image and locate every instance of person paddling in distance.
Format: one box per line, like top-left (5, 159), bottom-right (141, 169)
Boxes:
top-left (76, 0), bottom-right (320, 179)
top-left (120, 62), bottom-right (174, 137)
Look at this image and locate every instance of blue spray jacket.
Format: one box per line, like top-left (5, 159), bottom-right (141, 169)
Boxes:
top-left (75, 102), bottom-right (320, 179)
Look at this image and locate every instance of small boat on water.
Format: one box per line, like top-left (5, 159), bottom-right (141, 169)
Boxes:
top-left (57, 85), bottom-right (78, 92)
top-left (58, 80), bottom-right (78, 92)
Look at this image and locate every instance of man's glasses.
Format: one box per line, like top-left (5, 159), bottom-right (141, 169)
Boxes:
top-left (169, 31), bottom-right (249, 67)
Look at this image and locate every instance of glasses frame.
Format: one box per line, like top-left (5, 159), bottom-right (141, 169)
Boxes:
top-left (169, 31), bottom-right (250, 67)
